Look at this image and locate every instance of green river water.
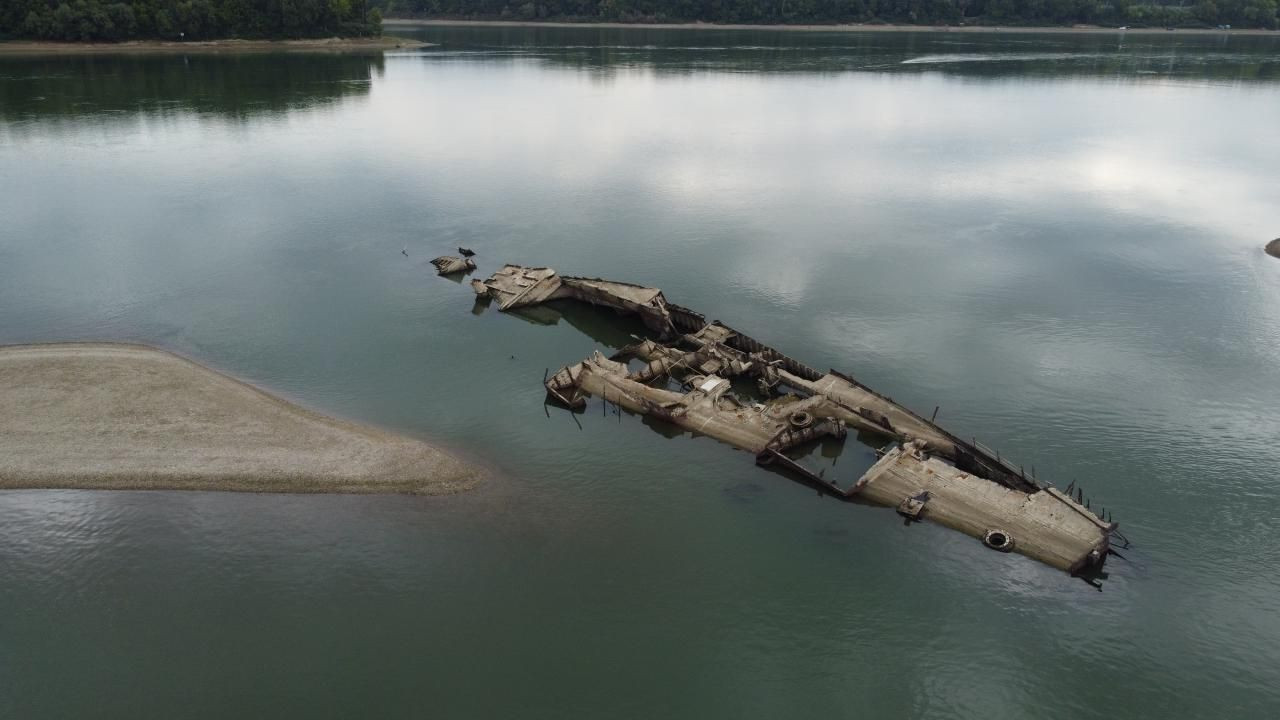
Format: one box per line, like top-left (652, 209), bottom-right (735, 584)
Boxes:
top-left (2, 25), bottom-right (1279, 718)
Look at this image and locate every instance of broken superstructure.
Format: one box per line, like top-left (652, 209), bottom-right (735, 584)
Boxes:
top-left (431, 255), bottom-right (477, 276)
top-left (467, 264), bottom-right (1125, 581)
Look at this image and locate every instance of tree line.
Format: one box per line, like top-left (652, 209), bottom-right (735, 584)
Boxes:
top-left (3, 0), bottom-right (383, 41)
top-left (373, 0), bottom-right (1279, 29)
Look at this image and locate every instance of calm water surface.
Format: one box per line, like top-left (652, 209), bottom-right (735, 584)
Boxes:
top-left (2, 26), bottom-right (1280, 718)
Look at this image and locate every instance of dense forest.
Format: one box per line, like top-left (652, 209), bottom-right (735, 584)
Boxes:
top-left (1, 1), bottom-right (383, 41)
top-left (3, 0), bottom-right (1276, 44)
top-left (374, 0), bottom-right (1279, 28)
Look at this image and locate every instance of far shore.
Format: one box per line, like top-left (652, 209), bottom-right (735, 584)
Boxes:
top-left (386, 17), bottom-right (1279, 37)
top-left (0, 343), bottom-right (482, 494)
top-left (0, 36), bottom-right (429, 56)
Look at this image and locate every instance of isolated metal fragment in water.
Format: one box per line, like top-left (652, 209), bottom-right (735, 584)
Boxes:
top-left (430, 255), bottom-right (476, 276)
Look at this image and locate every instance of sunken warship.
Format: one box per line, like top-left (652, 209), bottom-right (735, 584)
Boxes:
top-left (463, 264), bottom-right (1125, 582)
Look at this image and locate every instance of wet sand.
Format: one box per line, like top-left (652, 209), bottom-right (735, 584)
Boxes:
top-left (385, 18), bottom-right (1279, 36)
top-left (0, 344), bottom-right (481, 494)
top-left (0, 36), bottom-right (428, 55)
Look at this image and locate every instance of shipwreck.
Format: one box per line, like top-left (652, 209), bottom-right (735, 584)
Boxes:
top-left (462, 264), bottom-right (1126, 583)
top-left (430, 255), bottom-right (477, 276)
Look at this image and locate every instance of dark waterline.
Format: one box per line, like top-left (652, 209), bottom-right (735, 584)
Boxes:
top-left (2, 26), bottom-right (1280, 719)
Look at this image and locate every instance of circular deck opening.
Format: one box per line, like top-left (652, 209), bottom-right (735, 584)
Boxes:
top-left (983, 530), bottom-right (1014, 552)
top-left (788, 410), bottom-right (813, 429)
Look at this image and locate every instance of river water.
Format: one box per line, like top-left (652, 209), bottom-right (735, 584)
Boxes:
top-left (2, 25), bottom-right (1279, 718)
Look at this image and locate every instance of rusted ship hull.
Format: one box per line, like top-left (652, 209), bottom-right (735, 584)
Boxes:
top-left (469, 264), bottom-right (1122, 580)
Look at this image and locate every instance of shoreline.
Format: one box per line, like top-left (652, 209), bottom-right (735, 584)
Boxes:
top-left (0, 36), bottom-right (429, 56)
top-left (0, 343), bottom-right (483, 494)
top-left (385, 17), bottom-right (1279, 37)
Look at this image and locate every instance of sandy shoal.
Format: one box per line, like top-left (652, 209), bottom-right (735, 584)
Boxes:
top-left (0, 343), bottom-right (482, 494)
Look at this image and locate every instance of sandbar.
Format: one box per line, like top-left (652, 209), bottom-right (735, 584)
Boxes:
top-left (0, 343), bottom-right (481, 494)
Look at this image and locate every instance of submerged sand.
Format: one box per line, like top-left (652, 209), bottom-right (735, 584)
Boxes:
top-left (0, 343), bottom-right (481, 494)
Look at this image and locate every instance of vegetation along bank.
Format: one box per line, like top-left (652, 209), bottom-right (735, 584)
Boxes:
top-left (376, 0), bottom-right (1279, 30)
top-left (2, 1), bottom-right (384, 42)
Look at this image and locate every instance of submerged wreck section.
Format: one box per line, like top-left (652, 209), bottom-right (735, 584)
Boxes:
top-left (471, 264), bottom-right (678, 335)
top-left (431, 255), bottom-right (476, 276)
top-left (471, 264), bottom-right (1123, 580)
top-left (546, 351), bottom-right (847, 456)
top-left (855, 444), bottom-right (1111, 572)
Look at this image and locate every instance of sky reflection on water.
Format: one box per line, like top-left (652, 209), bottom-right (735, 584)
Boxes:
top-left (2, 27), bottom-right (1280, 719)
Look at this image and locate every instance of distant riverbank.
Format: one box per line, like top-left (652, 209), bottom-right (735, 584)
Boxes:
top-left (0, 344), bottom-right (481, 494)
top-left (0, 36), bottom-right (428, 56)
top-left (385, 18), bottom-right (1278, 36)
